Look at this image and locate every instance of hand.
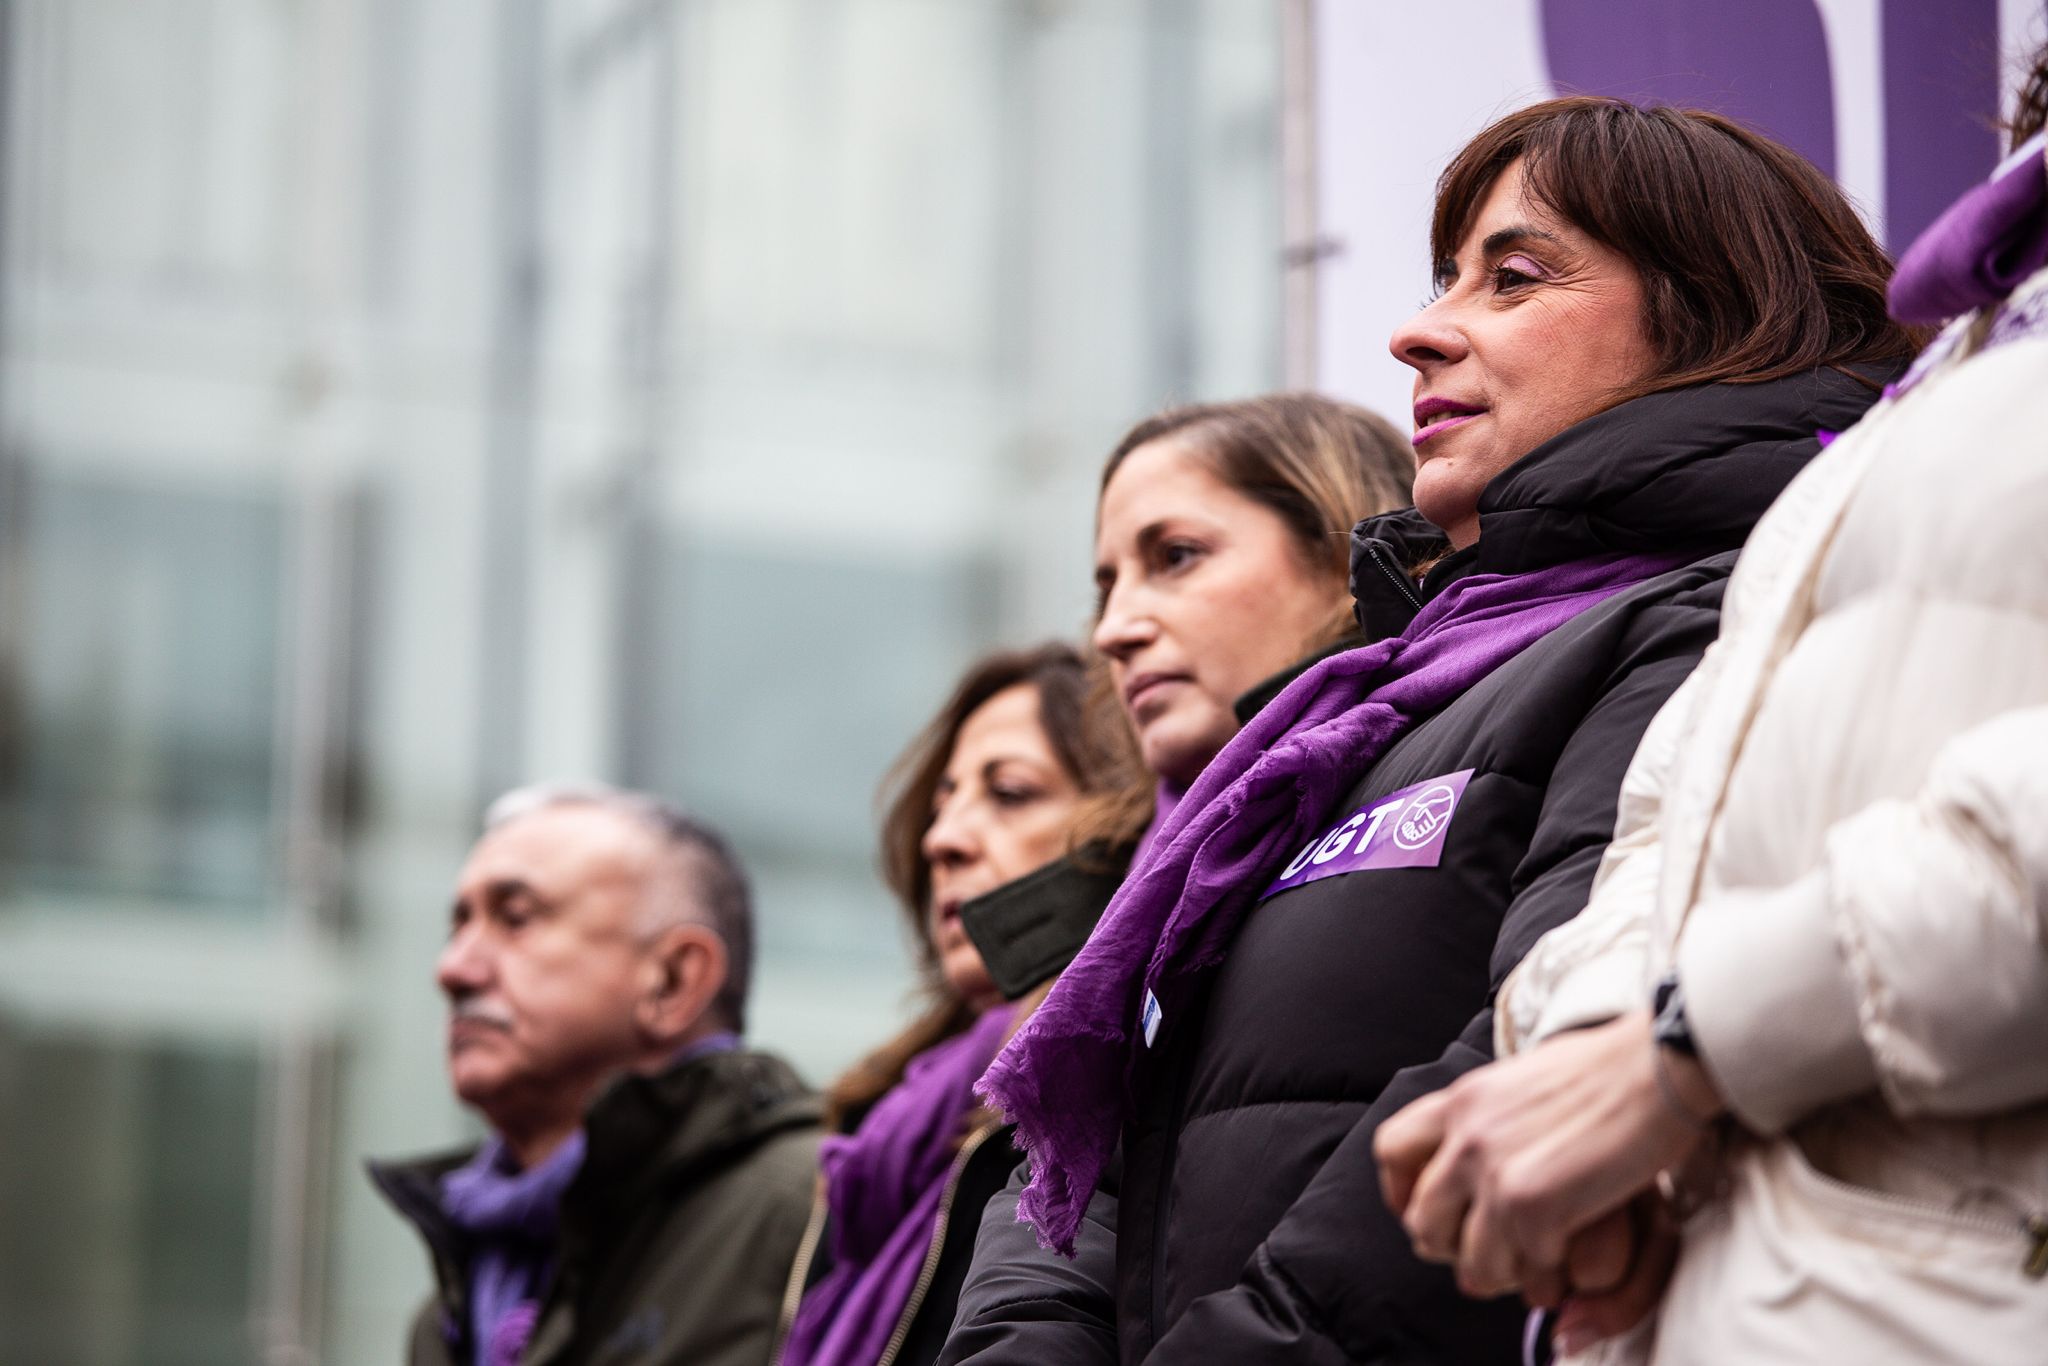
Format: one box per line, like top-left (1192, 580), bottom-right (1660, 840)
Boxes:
top-left (1374, 1012), bottom-right (1720, 1298)
top-left (1477, 1192), bottom-right (1677, 1354)
top-left (1551, 1194), bottom-right (1680, 1355)
top-left (1521, 1205), bottom-right (1631, 1311)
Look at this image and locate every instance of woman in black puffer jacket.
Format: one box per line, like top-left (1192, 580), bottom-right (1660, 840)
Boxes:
top-left (783, 396), bottom-right (1414, 1366)
top-left (943, 98), bottom-right (1923, 1366)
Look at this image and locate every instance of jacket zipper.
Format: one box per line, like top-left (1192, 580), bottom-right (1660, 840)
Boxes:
top-left (1798, 1156), bottom-right (2048, 1278)
top-left (873, 1122), bottom-right (1003, 1366)
top-left (1365, 540), bottom-right (1424, 611)
top-left (772, 1185), bottom-right (832, 1363)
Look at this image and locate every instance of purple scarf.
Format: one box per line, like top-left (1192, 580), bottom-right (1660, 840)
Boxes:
top-left (1130, 781), bottom-right (1186, 865)
top-left (438, 1034), bottom-right (739, 1366)
top-left (441, 1130), bottom-right (587, 1366)
top-left (978, 553), bottom-right (1681, 1254)
top-left (781, 1004), bottom-right (1018, 1366)
top-left (1890, 132), bottom-right (2048, 324)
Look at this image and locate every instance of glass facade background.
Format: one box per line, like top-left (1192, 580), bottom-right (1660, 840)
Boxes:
top-left (0, 1), bottom-right (1284, 1362)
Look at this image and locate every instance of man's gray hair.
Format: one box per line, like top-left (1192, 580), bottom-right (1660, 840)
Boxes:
top-left (484, 781), bottom-right (754, 1033)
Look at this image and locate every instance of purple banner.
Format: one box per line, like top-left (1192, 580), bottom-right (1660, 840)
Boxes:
top-left (1883, 0), bottom-right (2001, 252)
top-left (1540, 0), bottom-right (1837, 177)
top-left (1262, 769), bottom-right (1476, 901)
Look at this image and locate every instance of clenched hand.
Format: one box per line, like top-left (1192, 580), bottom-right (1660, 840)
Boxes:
top-left (1373, 1012), bottom-right (1721, 1346)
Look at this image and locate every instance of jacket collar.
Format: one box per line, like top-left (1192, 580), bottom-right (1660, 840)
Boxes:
top-left (1231, 635), bottom-right (1368, 723)
top-left (567, 1048), bottom-right (818, 1231)
top-left (1348, 509), bottom-right (1454, 641)
top-left (367, 1148), bottom-right (476, 1352)
top-left (1349, 366), bottom-right (1894, 633)
top-left (369, 1048), bottom-right (820, 1297)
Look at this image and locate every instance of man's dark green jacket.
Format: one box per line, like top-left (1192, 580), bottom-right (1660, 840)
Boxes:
top-left (370, 1047), bottom-right (821, 1366)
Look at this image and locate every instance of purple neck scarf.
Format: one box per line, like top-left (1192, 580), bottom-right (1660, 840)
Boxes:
top-left (437, 1035), bottom-right (738, 1365)
top-left (781, 1004), bottom-right (1018, 1366)
top-left (675, 1029), bottom-right (742, 1065)
top-left (1890, 133), bottom-right (2048, 325)
top-left (441, 1130), bottom-right (587, 1366)
top-left (1130, 781), bottom-right (1186, 865)
top-left (978, 553), bottom-right (1681, 1254)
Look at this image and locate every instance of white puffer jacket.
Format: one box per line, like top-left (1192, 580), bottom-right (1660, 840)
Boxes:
top-left (1497, 264), bottom-right (2048, 1364)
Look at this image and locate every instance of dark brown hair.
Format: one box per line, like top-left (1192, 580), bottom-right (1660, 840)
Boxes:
top-left (1080, 393), bottom-right (1416, 846)
top-left (1431, 98), bottom-right (1924, 400)
top-left (2013, 43), bottom-right (2048, 146)
top-left (826, 642), bottom-right (1140, 1129)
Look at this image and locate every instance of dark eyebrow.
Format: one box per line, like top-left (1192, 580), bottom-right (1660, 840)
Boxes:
top-left (1132, 519), bottom-right (1174, 556)
top-left (1479, 224), bottom-right (1562, 257)
top-left (1096, 518), bottom-right (1175, 589)
top-left (981, 756), bottom-right (1043, 786)
top-left (1438, 224), bottom-right (1563, 289)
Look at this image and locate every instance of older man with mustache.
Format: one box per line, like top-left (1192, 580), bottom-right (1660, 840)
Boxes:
top-left (370, 785), bottom-right (821, 1366)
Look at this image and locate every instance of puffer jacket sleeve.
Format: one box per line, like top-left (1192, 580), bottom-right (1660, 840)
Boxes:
top-left (1680, 704), bottom-right (2048, 1134)
top-left (1494, 658), bottom-right (1709, 1053)
top-left (937, 1157), bottom-right (1120, 1366)
top-left (1137, 572), bottom-right (1728, 1365)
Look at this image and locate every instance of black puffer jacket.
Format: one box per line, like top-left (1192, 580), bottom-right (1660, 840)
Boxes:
top-left (939, 369), bottom-right (1889, 1366)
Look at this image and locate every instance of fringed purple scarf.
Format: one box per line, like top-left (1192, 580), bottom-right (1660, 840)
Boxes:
top-left (978, 552), bottom-right (1681, 1254)
top-left (441, 1130), bottom-right (586, 1366)
top-left (1131, 781), bottom-right (1185, 865)
top-left (781, 1004), bottom-right (1018, 1366)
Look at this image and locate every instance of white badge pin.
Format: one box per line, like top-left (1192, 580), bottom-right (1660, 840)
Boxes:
top-left (1141, 989), bottom-right (1163, 1048)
